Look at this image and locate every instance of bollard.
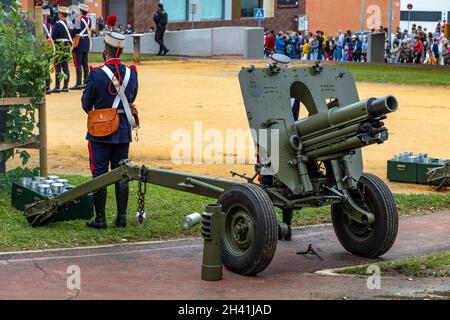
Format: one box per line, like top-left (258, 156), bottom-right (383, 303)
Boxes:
top-left (132, 34), bottom-right (144, 64)
top-left (201, 204), bottom-right (225, 281)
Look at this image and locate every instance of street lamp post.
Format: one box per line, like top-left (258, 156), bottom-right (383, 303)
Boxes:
top-left (388, 0), bottom-right (393, 42)
top-left (360, 0), bottom-right (365, 35)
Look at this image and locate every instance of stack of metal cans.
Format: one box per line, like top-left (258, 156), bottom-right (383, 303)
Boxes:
top-left (392, 152), bottom-right (448, 165)
top-left (20, 175), bottom-right (72, 196)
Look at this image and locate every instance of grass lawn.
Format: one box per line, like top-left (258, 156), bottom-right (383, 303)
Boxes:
top-left (342, 64), bottom-right (450, 86)
top-left (335, 251), bottom-right (450, 277)
top-left (0, 174), bottom-right (449, 252)
top-left (89, 53), bottom-right (180, 63)
top-left (88, 53), bottom-right (450, 86)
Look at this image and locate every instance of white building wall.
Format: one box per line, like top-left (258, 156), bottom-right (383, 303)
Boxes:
top-left (90, 27), bottom-right (264, 58)
top-left (399, 0), bottom-right (449, 32)
top-left (400, 0), bottom-right (448, 11)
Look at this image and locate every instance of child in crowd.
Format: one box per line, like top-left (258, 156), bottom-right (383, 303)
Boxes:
top-left (423, 48), bottom-right (437, 64)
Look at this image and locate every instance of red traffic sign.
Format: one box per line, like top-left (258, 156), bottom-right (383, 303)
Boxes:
top-left (407, 3), bottom-right (413, 10)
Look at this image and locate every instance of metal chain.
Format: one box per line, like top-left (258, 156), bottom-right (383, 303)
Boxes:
top-left (137, 165), bottom-right (147, 225)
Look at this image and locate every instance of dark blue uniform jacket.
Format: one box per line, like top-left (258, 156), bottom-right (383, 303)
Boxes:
top-left (82, 59), bottom-right (139, 144)
top-left (72, 15), bottom-right (92, 53)
top-left (51, 20), bottom-right (71, 42)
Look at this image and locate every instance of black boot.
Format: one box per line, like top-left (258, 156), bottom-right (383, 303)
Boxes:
top-left (282, 208), bottom-right (293, 241)
top-left (115, 181), bottom-right (129, 228)
top-left (45, 77), bottom-right (51, 95)
top-left (62, 73), bottom-right (70, 92)
top-left (70, 67), bottom-right (83, 90)
top-left (82, 66), bottom-right (90, 88)
top-left (50, 73), bottom-right (61, 93)
top-left (86, 187), bottom-right (107, 229)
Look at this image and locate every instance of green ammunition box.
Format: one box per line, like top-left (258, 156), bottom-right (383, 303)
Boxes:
top-left (11, 182), bottom-right (94, 222)
top-left (417, 161), bottom-right (446, 185)
top-left (387, 160), bottom-right (417, 183)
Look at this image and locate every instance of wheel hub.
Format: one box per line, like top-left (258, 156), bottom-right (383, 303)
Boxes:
top-left (226, 209), bottom-right (254, 256)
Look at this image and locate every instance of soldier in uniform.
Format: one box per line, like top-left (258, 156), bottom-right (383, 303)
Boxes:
top-left (42, 8), bottom-right (54, 94)
top-left (70, 3), bottom-right (92, 90)
top-left (50, 3), bottom-right (60, 30)
top-left (153, 3), bottom-right (169, 56)
top-left (82, 32), bottom-right (139, 229)
top-left (50, 6), bottom-right (72, 93)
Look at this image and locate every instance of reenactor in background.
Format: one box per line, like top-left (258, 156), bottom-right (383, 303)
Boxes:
top-left (42, 8), bottom-right (54, 94)
top-left (70, 3), bottom-right (92, 90)
top-left (82, 32), bottom-right (139, 229)
top-left (50, 6), bottom-right (72, 93)
top-left (153, 3), bottom-right (169, 56)
top-left (50, 3), bottom-right (60, 25)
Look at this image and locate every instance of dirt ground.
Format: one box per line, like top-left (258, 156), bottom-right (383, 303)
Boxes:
top-left (8, 59), bottom-right (450, 194)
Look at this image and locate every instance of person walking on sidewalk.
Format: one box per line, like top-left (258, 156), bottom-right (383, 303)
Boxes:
top-left (153, 4), bottom-right (169, 56)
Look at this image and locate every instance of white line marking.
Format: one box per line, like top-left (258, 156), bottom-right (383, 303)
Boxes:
top-left (0, 237), bottom-right (202, 257)
top-left (5, 244), bottom-right (203, 264)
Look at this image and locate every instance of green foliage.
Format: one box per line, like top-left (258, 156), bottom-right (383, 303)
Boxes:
top-left (0, 3), bottom-right (51, 167)
top-left (0, 167), bottom-right (40, 193)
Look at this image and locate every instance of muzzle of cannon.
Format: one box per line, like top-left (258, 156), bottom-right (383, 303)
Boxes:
top-left (296, 96), bottom-right (398, 159)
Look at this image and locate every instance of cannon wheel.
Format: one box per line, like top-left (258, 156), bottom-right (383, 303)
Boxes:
top-left (331, 173), bottom-right (398, 258)
top-left (218, 183), bottom-right (278, 276)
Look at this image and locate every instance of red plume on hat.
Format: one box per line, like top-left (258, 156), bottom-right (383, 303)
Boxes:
top-left (106, 15), bottom-right (117, 28)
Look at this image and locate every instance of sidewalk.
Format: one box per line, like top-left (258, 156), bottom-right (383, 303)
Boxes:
top-left (1, 211), bottom-right (449, 300)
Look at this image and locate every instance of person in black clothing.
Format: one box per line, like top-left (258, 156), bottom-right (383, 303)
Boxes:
top-left (153, 3), bottom-right (169, 56)
top-left (97, 16), bottom-right (105, 36)
top-left (316, 30), bottom-right (324, 60)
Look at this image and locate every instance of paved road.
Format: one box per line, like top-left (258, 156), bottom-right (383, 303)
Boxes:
top-left (1, 211), bottom-right (449, 300)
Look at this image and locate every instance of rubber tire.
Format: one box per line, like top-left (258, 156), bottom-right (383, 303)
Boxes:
top-left (218, 183), bottom-right (278, 276)
top-left (331, 173), bottom-right (398, 258)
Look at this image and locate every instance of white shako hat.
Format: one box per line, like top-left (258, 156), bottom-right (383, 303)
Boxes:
top-left (105, 32), bottom-right (126, 48)
top-left (59, 6), bottom-right (69, 14)
top-left (79, 4), bottom-right (89, 12)
top-left (42, 9), bottom-right (51, 16)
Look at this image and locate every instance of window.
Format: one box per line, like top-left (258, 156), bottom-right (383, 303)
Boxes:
top-left (162, 0), bottom-right (188, 21)
top-left (241, 0), bottom-right (263, 18)
top-left (278, 0), bottom-right (299, 8)
top-left (400, 11), bottom-right (442, 22)
top-left (200, 0), bottom-right (224, 20)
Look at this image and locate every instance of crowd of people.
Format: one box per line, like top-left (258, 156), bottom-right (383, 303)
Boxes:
top-left (387, 22), bottom-right (450, 65)
top-left (264, 21), bottom-right (450, 65)
top-left (96, 16), bottom-right (135, 36)
top-left (264, 29), bottom-right (369, 62)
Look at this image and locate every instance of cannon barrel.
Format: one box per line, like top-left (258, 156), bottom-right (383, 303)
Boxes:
top-left (296, 95), bottom-right (398, 139)
top-left (368, 96), bottom-right (398, 118)
top-left (294, 96), bottom-right (398, 159)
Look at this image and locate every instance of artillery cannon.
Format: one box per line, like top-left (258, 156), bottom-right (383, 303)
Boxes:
top-left (24, 60), bottom-right (399, 276)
